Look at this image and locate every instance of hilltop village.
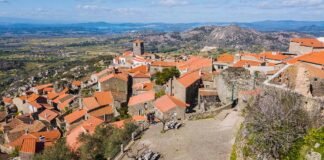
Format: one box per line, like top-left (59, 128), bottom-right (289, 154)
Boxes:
top-left (0, 37), bottom-right (324, 160)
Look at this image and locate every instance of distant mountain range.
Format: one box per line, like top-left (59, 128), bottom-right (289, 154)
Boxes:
top-left (141, 25), bottom-right (312, 52)
top-left (0, 18), bottom-right (323, 37)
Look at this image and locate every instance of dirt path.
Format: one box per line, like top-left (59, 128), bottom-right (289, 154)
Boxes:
top-left (123, 110), bottom-right (243, 160)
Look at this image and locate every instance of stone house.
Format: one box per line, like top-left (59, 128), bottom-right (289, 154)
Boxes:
top-left (38, 109), bottom-right (59, 124)
top-left (83, 91), bottom-right (116, 121)
top-left (289, 38), bottom-right (324, 55)
top-left (213, 53), bottom-right (234, 70)
top-left (132, 81), bottom-right (154, 95)
top-left (177, 56), bottom-right (213, 75)
top-left (128, 91), bottom-right (155, 116)
top-left (166, 70), bottom-right (201, 110)
top-left (154, 95), bottom-right (187, 120)
top-left (150, 61), bottom-right (177, 74)
top-left (64, 109), bottom-right (87, 130)
top-left (30, 83), bottom-right (53, 95)
top-left (98, 73), bottom-right (131, 104)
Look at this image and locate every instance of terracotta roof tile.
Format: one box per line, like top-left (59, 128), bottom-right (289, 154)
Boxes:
top-left (177, 70), bottom-right (201, 87)
top-left (83, 97), bottom-right (100, 111)
top-left (39, 109), bottom-right (59, 122)
top-left (72, 80), bottom-right (82, 87)
top-left (88, 106), bottom-right (114, 118)
top-left (128, 91), bottom-right (155, 106)
top-left (33, 83), bottom-right (53, 91)
top-left (291, 38), bottom-right (324, 48)
top-left (216, 53), bottom-right (234, 63)
top-left (132, 81), bottom-right (154, 91)
top-left (98, 73), bottom-right (128, 83)
top-left (129, 65), bottom-right (149, 74)
top-left (9, 130), bottom-right (61, 150)
top-left (177, 56), bottom-right (212, 72)
top-left (94, 91), bottom-right (114, 106)
top-left (233, 60), bottom-right (263, 67)
top-left (66, 117), bottom-right (103, 150)
top-left (131, 71), bottom-right (151, 78)
top-left (154, 95), bottom-right (187, 113)
top-left (28, 101), bottom-right (43, 109)
top-left (20, 138), bottom-right (36, 153)
top-left (27, 93), bottom-right (40, 103)
top-left (151, 61), bottom-right (177, 67)
top-left (64, 109), bottom-right (86, 124)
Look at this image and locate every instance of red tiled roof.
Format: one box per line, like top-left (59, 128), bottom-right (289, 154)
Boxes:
top-left (298, 51), bottom-right (324, 65)
top-left (129, 65), bottom-right (149, 74)
top-left (151, 61), bottom-right (177, 67)
top-left (39, 109), bottom-right (58, 122)
top-left (128, 91), bottom-right (155, 106)
top-left (154, 95), bottom-right (187, 113)
top-left (132, 81), bottom-right (154, 91)
top-left (177, 56), bottom-right (212, 72)
top-left (98, 73), bottom-right (128, 83)
top-left (9, 130), bottom-right (61, 150)
top-left (259, 52), bottom-right (290, 61)
top-left (33, 83), bottom-right (53, 91)
top-left (83, 97), bottom-right (100, 111)
top-left (233, 60), bottom-right (263, 68)
top-left (131, 71), bottom-right (151, 78)
top-left (29, 101), bottom-right (43, 109)
top-left (216, 53), bottom-right (234, 63)
top-left (20, 138), bottom-right (36, 153)
top-left (94, 91), bottom-right (114, 106)
top-left (57, 96), bottom-right (76, 111)
top-left (43, 87), bottom-right (53, 92)
top-left (291, 38), bottom-right (324, 48)
top-left (64, 109), bottom-right (86, 124)
top-left (72, 80), bottom-right (82, 87)
top-left (27, 93), bottom-right (40, 103)
top-left (52, 94), bottom-right (69, 103)
top-left (177, 70), bottom-right (201, 87)
top-left (47, 92), bottom-right (59, 100)
top-left (89, 106), bottom-right (114, 118)
top-left (66, 117), bottom-right (103, 151)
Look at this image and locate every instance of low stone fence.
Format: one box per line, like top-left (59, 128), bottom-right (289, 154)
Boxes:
top-left (112, 122), bottom-right (150, 160)
top-left (187, 102), bottom-right (233, 121)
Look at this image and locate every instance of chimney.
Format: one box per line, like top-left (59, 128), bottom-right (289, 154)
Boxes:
top-left (25, 128), bottom-right (29, 134)
top-left (45, 113), bottom-right (48, 119)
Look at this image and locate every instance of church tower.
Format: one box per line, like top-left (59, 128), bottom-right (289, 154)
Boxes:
top-left (133, 39), bottom-right (144, 55)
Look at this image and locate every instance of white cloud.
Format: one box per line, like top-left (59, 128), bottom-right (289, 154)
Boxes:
top-left (258, 0), bottom-right (324, 9)
top-left (157, 0), bottom-right (189, 7)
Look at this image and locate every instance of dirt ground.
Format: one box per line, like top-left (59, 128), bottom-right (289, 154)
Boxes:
top-left (122, 110), bottom-right (243, 160)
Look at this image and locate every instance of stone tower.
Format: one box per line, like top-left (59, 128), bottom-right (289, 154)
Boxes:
top-left (133, 39), bottom-right (144, 55)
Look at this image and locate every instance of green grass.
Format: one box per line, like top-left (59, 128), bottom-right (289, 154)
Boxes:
top-left (284, 127), bottom-right (324, 160)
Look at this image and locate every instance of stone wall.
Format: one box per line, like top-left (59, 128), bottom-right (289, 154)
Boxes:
top-left (215, 67), bottom-right (254, 104)
top-left (311, 78), bottom-right (324, 97)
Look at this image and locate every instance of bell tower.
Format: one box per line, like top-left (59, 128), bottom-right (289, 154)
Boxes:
top-left (133, 39), bottom-right (144, 55)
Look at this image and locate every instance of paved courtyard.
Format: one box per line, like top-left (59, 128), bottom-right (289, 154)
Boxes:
top-left (123, 110), bottom-right (243, 160)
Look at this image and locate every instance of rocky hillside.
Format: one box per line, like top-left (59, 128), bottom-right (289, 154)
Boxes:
top-left (142, 25), bottom-right (312, 52)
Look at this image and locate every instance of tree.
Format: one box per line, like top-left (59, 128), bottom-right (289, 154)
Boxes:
top-left (33, 139), bottom-right (78, 160)
top-left (154, 67), bottom-right (180, 85)
top-left (78, 122), bottom-right (138, 160)
top-left (244, 89), bottom-right (310, 159)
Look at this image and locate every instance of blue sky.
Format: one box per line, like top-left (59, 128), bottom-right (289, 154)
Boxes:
top-left (0, 0), bottom-right (323, 23)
